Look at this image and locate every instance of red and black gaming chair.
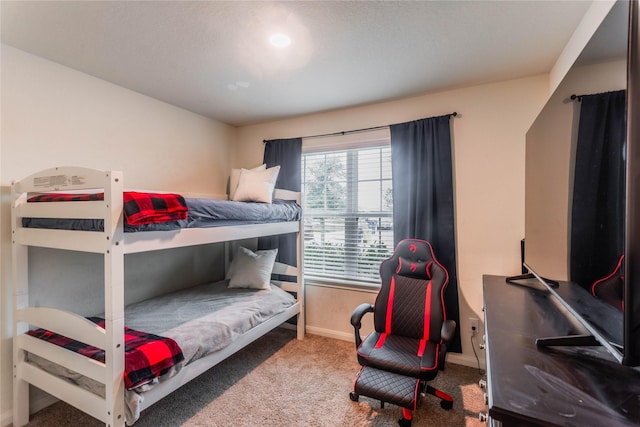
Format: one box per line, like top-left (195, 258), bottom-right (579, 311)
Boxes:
top-left (350, 239), bottom-right (456, 427)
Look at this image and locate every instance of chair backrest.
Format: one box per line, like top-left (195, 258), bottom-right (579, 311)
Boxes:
top-left (373, 239), bottom-right (449, 342)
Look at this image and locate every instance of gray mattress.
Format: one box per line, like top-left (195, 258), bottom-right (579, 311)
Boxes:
top-left (124, 280), bottom-right (296, 364)
top-left (22, 197), bottom-right (302, 232)
top-left (27, 280), bottom-right (296, 425)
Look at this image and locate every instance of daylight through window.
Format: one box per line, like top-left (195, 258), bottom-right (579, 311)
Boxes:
top-left (302, 145), bottom-right (393, 285)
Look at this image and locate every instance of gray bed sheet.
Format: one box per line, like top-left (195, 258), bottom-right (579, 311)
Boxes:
top-left (27, 280), bottom-right (296, 425)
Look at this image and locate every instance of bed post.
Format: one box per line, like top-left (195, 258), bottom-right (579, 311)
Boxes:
top-left (11, 181), bottom-right (30, 426)
top-left (103, 171), bottom-right (126, 427)
top-left (297, 207), bottom-right (305, 340)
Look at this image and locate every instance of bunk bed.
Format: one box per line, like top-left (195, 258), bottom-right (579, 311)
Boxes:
top-left (11, 166), bottom-right (305, 426)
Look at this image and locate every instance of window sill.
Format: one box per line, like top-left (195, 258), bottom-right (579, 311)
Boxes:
top-left (304, 276), bottom-right (380, 293)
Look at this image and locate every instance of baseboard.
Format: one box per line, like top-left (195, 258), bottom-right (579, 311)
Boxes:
top-left (305, 325), bottom-right (353, 342)
top-left (446, 352), bottom-right (486, 370)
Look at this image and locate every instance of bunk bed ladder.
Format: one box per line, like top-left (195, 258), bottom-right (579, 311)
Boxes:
top-left (11, 168), bottom-right (127, 427)
top-left (103, 171), bottom-right (126, 426)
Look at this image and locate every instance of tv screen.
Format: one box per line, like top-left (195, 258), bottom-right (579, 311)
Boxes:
top-left (624, 0), bottom-right (639, 367)
top-left (523, 0), bottom-right (639, 367)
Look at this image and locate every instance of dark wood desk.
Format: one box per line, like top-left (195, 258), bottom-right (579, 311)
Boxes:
top-left (483, 275), bottom-right (640, 426)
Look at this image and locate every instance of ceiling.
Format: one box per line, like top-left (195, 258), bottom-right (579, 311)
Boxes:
top-left (0, 1), bottom-right (625, 127)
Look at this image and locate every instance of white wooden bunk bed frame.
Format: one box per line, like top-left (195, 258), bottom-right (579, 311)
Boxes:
top-left (11, 166), bottom-right (305, 427)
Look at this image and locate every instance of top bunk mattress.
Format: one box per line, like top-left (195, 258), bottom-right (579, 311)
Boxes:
top-left (22, 197), bottom-right (301, 232)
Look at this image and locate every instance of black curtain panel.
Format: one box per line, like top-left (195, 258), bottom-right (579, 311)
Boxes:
top-left (258, 138), bottom-right (302, 269)
top-left (571, 90), bottom-right (627, 290)
top-left (389, 115), bottom-right (461, 352)
top-left (263, 138), bottom-right (302, 192)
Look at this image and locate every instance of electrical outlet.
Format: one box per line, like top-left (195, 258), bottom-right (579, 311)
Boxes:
top-left (469, 317), bottom-right (479, 334)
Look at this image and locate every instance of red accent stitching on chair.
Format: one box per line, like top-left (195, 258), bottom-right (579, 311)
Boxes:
top-left (424, 280), bottom-right (432, 341)
top-left (385, 276), bottom-right (396, 334)
top-left (374, 333), bottom-right (387, 349)
top-left (417, 339), bottom-right (426, 357)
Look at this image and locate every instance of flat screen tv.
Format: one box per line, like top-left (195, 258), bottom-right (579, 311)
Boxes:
top-left (625, 0), bottom-right (640, 367)
top-left (520, 0), bottom-right (639, 367)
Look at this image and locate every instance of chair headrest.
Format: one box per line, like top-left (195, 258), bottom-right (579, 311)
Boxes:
top-left (396, 257), bottom-right (433, 279)
top-left (385, 239), bottom-right (445, 281)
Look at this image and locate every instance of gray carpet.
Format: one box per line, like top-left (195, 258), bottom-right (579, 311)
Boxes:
top-left (26, 329), bottom-right (486, 426)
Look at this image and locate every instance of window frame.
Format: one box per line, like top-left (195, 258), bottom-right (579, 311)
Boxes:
top-left (301, 133), bottom-right (393, 288)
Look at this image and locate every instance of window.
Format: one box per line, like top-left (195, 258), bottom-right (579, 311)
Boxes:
top-left (302, 144), bottom-right (393, 285)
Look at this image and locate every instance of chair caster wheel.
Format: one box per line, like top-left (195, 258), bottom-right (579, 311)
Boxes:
top-left (398, 417), bottom-right (412, 427)
top-left (349, 391), bottom-right (359, 402)
top-left (440, 399), bottom-right (453, 410)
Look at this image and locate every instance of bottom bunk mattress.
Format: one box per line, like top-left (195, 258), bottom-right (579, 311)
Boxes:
top-left (26, 280), bottom-right (296, 424)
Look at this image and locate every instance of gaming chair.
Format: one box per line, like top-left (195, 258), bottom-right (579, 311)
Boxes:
top-left (349, 238), bottom-right (456, 426)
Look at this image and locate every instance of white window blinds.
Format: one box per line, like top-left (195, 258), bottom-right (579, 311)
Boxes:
top-left (302, 144), bottom-right (394, 284)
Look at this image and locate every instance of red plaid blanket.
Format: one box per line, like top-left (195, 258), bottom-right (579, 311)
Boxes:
top-left (27, 317), bottom-right (184, 389)
top-left (28, 191), bottom-right (189, 226)
top-left (28, 193), bottom-right (104, 202)
top-left (123, 192), bottom-right (188, 225)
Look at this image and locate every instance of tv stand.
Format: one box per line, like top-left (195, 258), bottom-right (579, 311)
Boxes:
top-left (505, 272), bottom-right (559, 288)
top-left (482, 275), bottom-right (640, 426)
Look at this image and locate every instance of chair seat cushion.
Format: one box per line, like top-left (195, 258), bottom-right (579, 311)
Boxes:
top-left (356, 331), bottom-right (439, 380)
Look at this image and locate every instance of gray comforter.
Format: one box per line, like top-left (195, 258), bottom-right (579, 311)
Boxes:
top-left (22, 198), bottom-right (301, 232)
top-left (27, 280), bottom-right (296, 424)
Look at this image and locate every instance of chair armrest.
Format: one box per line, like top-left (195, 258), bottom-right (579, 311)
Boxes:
top-left (438, 320), bottom-right (457, 370)
top-left (441, 319), bottom-right (456, 344)
top-left (351, 303), bottom-right (374, 348)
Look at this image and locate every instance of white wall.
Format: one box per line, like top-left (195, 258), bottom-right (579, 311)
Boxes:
top-left (1, 46), bottom-right (234, 193)
top-left (234, 74), bottom-right (550, 367)
top-left (0, 45), bottom-right (235, 425)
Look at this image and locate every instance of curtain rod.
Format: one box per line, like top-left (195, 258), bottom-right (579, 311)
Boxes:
top-left (572, 89), bottom-right (626, 102)
top-left (263, 111), bottom-right (458, 143)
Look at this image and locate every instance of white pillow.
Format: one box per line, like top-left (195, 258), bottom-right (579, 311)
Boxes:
top-left (227, 246), bottom-right (278, 290)
top-left (232, 165), bottom-right (280, 204)
top-left (229, 164), bottom-right (266, 200)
